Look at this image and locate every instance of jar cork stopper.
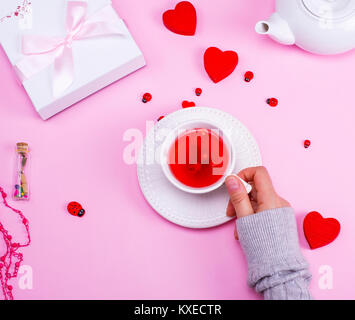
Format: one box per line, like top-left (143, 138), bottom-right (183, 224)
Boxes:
top-left (16, 142), bottom-right (29, 154)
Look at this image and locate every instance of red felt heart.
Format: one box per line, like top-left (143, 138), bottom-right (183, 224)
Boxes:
top-left (162, 1), bottom-right (197, 36)
top-left (204, 47), bottom-right (238, 83)
top-left (182, 100), bottom-right (195, 108)
top-left (303, 211), bottom-right (340, 250)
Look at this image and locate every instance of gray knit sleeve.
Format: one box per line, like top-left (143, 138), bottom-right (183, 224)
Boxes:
top-left (236, 207), bottom-right (312, 300)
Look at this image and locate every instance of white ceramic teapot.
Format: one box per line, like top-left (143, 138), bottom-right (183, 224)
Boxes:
top-left (255, 0), bottom-right (355, 55)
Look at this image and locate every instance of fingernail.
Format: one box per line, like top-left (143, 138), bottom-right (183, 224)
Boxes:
top-left (225, 176), bottom-right (240, 193)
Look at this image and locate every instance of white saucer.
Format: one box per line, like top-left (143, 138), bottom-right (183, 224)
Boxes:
top-left (137, 107), bottom-right (262, 229)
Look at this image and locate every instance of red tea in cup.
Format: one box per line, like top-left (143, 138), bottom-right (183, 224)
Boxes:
top-left (168, 128), bottom-right (229, 188)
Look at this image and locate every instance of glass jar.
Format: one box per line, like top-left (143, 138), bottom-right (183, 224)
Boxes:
top-left (13, 142), bottom-right (30, 201)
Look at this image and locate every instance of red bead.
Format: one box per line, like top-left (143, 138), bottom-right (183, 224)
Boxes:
top-left (304, 140), bottom-right (311, 148)
top-left (67, 202), bottom-right (86, 217)
top-left (267, 98), bottom-right (278, 107)
top-left (244, 71), bottom-right (254, 82)
top-left (0, 256), bottom-right (5, 262)
top-left (157, 116), bottom-right (165, 121)
top-left (6, 273), bottom-right (11, 278)
top-left (7, 285), bottom-right (13, 290)
top-left (142, 93), bottom-right (152, 103)
top-left (7, 235), bottom-right (12, 240)
top-left (195, 88), bottom-right (202, 96)
top-left (22, 218), bottom-right (27, 224)
top-left (0, 263), bottom-right (3, 268)
top-left (11, 243), bottom-right (19, 248)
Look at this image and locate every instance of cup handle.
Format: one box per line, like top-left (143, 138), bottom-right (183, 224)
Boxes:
top-left (230, 174), bottom-right (252, 194)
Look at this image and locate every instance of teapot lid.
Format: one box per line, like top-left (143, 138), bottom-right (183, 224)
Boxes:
top-left (302, 0), bottom-right (355, 20)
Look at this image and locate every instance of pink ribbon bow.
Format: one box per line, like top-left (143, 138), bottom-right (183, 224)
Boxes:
top-left (15, 1), bottom-right (124, 97)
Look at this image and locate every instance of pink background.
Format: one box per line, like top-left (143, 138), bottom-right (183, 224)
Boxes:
top-left (0, 0), bottom-right (355, 300)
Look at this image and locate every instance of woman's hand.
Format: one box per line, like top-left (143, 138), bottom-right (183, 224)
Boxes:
top-left (225, 166), bottom-right (290, 239)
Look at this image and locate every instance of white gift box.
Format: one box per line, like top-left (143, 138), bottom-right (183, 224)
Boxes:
top-left (0, 0), bottom-right (145, 120)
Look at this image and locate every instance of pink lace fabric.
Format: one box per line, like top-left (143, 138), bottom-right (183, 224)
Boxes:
top-left (0, 187), bottom-right (30, 300)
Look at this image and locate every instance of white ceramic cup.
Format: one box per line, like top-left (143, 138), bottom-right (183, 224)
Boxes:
top-left (160, 120), bottom-right (250, 194)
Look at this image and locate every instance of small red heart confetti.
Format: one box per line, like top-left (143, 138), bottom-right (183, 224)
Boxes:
top-left (157, 116), bottom-right (165, 121)
top-left (266, 98), bottom-right (278, 107)
top-left (304, 140), bottom-right (311, 148)
top-left (303, 211), bottom-right (340, 249)
top-left (142, 93), bottom-right (152, 103)
top-left (244, 71), bottom-right (254, 82)
top-left (195, 88), bottom-right (202, 96)
top-left (182, 101), bottom-right (196, 108)
top-left (204, 47), bottom-right (238, 83)
top-left (67, 202), bottom-right (86, 218)
top-left (162, 1), bottom-right (197, 36)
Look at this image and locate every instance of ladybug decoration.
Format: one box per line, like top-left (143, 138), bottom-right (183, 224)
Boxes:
top-left (244, 71), bottom-right (254, 82)
top-left (304, 139), bottom-right (311, 149)
top-left (142, 93), bottom-right (152, 103)
top-left (67, 202), bottom-right (86, 217)
top-left (266, 98), bottom-right (278, 107)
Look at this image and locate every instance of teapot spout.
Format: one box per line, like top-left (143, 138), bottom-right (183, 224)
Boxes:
top-left (255, 13), bottom-right (295, 45)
